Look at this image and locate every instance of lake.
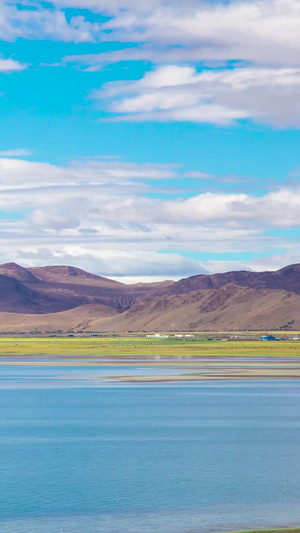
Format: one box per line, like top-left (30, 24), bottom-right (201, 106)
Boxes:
top-left (0, 365), bottom-right (300, 532)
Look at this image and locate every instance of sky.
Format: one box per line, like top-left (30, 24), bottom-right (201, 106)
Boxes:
top-left (1, 0), bottom-right (300, 282)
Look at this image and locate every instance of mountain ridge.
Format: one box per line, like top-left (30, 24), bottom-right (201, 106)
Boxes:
top-left (0, 262), bottom-right (300, 331)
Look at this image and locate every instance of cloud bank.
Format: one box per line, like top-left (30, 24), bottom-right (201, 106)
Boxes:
top-left (0, 155), bottom-right (298, 279)
top-left (1, 1), bottom-right (299, 279)
top-left (2, 0), bottom-right (300, 126)
top-left (93, 65), bottom-right (300, 126)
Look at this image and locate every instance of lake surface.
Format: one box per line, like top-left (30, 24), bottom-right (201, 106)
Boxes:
top-left (0, 366), bottom-right (300, 532)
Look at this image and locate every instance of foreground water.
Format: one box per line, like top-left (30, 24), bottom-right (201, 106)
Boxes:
top-left (0, 366), bottom-right (300, 532)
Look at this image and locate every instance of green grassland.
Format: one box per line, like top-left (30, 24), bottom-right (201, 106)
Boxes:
top-left (0, 336), bottom-right (300, 357)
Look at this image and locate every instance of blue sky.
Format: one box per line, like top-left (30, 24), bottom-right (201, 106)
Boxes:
top-left (0, 0), bottom-right (300, 281)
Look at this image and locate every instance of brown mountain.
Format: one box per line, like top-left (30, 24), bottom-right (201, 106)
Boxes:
top-left (0, 263), bottom-right (173, 316)
top-left (0, 262), bottom-right (300, 332)
top-left (0, 263), bottom-right (39, 283)
top-left (94, 284), bottom-right (300, 332)
top-left (28, 265), bottom-right (122, 286)
top-left (167, 264), bottom-right (300, 295)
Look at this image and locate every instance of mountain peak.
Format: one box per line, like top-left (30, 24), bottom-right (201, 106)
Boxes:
top-left (28, 265), bottom-right (125, 286)
top-left (0, 262), bottom-right (299, 332)
top-left (0, 262), bottom-right (38, 283)
top-left (278, 263), bottom-right (300, 275)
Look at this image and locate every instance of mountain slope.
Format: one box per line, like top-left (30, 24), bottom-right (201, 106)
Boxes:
top-left (0, 304), bottom-right (119, 333)
top-left (0, 263), bottom-right (169, 314)
top-left (0, 263), bottom-right (39, 284)
top-left (0, 274), bottom-right (61, 313)
top-left (28, 265), bottom-right (124, 287)
top-left (167, 263), bottom-right (300, 295)
top-left (90, 284), bottom-right (300, 332)
top-left (0, 262), bottom-right (300, 331)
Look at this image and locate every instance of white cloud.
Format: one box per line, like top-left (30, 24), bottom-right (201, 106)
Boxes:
top-left (93, 64), bottom-right (300, 126)
top-left (6, 245), bottom-right (209, 279)
top-left (57, 0), bottom-right (300, 128)
top-left (205, 248), bottom-right (300, 276)
top-left (0, 148), bottom-right (31, 156)
top-left (28, 208), bottom-right (81, 231)
top-left (2, 1), bottom-right (300, 127)
top-left (1, 156), bottom-right (300, 232)
top-left (59, 0), bottom-right (300, 68)
top-left (0, 2), bottom-right (299, 278)
top-left (0, 157), bottom-right (177, 189)
top-left (104, 0), bottom-right (300, 69)
top-left (0, 2), bottom-right (100, 42)
top-left (2, 0), bottom-right (300, 67)
top-left (0, 57), bottom-right (26, 72)
top-left (0, 155), bottom-right (297, 279)
top-left (183, 171), bottom-right (213, 179)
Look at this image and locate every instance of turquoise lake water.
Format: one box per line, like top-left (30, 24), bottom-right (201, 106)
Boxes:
top-left (0, 366), bottom-right (300, 532)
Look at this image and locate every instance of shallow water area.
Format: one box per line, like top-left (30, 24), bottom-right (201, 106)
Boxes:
top-left (1, 364), bottom-right (300, 532)
top-left (0, 364), bottom-right (197, 389)
top-left (2, 355), bottom-right (300, 363)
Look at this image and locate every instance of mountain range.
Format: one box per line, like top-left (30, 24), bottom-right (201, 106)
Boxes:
top-left (0, 262), bottom-right (300, 332)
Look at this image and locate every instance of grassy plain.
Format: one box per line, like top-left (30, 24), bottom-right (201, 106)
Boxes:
top-left (0, 336), bottom-right (300, 358)
top-left (1, 336), bottom-right (300, 383)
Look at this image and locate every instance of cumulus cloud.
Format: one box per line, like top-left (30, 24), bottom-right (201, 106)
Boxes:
top-left (0, 155), bottom-right (297, 279)
top-left (101, 0), bottom-right (300, 68)
top-left (1, 156), bottom-right (300, 229)
top-left (0, 156), bottom-right (300, 230)
top-left (92, 64), bottom-right (300, 126)
top-left (0, 57), bottom-right (26, 72)
top-left (0, 157), bottom-right (177, 189)
top-left (3, 0), bottom-right (300, 66)
top-left (10, 246), bottom-right (209, 281)
top-left (1, 2), bottom-right (299, 278)
top-left (59, 0), bottom-right (300, 67)
top-left (0, 1), bottom-right (100, 42)
top-left (41, 0), bottom-right (204, 16)
top-left (56, 0), bottom-right (300, 127)
top-left (2, 0), bottom-right (300, 126)
top-left (28, 208), bottom-right (81, 231)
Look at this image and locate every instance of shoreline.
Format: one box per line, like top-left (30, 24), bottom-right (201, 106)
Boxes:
top-left (101, 370), bottom-right (300, 382)
top-left (100, 365), bottom-right (300, 382)
top-left (1, 354), bottom-right (300, 381)
top-left (224, 530), bottom-right (300, 533)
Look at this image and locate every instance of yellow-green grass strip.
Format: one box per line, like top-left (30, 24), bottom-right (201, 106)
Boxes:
top-left (0, 337), bottom-right (300, 357)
